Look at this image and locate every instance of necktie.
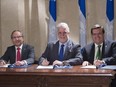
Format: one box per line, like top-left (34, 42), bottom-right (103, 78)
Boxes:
top-left (59, 44), bottom-right (64, 61)
top-left (17, 47), bottom-right (21, 61)
top-left (96, 45), bottom-right (101, 60)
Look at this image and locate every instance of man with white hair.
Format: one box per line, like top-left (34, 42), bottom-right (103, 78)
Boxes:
top-left (38, 22), bottom-right (83, 66)
top-left (81, 24), bottom-right (116, 66)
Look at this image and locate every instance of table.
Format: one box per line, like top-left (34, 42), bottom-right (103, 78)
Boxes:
top-left (0, 64), bottom-right (115, 87)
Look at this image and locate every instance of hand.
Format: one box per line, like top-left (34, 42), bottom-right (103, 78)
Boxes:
top-left (93, 60), bottom-right (103, 66)
top-left (15, 61), bottom-right (25, 66)
top-left (0, 60), bottom-right (6, 66)
top-left (82, 61), bottom-right (90, 66)
top-left (53, 60), bottom-right (63, 66)
top-left (41, 59), bottom-right (49, 66)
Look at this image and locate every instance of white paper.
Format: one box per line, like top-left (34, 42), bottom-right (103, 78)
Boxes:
top-left (36, 65), bottom-right (53, 69)
top-left (0, 64), bottom-right (10, 68)
top-left (100, 65), bottom-right (116, 70)
top-left (81, 65), bottom-right (96, 69)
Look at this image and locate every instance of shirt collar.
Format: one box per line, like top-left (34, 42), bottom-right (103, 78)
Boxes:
top-left (59, 39), bottom-right (69, 46)
top-left (95, 43), bottom-right (103, 48)
top-left (15, 44), bottom-right (23, 50)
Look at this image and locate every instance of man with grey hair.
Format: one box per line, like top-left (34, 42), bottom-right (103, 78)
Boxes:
top-left (38, 22), bottom-right (83, 66)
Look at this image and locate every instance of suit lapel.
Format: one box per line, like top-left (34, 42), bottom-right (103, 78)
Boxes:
top-left (63, 40), bottom-right (73, 60)
top-left (11, 46), bottom-right (16, 63)
top-left (102, 42), bottom-right (105, 58)
top-left (102, 40), bottom-right (110, 58)
top-left (21, 44), bottom-right (26, 60)
top-left (89, 44), bottom-right (95, 64)
top-left (53, 41), bottom-right (59, 60)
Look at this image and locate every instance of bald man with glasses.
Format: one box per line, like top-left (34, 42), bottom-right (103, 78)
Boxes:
top-left (0, 30), bottom-right (35, 66)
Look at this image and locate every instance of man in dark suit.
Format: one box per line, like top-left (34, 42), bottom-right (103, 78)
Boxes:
top-left (0, 30), bottom-right (35, 66)
top-left (81, 24), bottom-right (116, 66)
top-left (38, 22), bottom-right (83, 66)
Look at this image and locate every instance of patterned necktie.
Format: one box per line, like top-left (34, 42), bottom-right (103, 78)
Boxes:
top-left (96, 45), bottom-right (101, 60)
top-left (59, 44), bottom-right (64, 61)
top-left (17, 47), bottom-right (21, 61)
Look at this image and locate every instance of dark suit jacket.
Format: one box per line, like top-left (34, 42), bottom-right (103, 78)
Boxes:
top-left (81, 40), bottom-right (116, 65)
top-left (38, 40), bottom-right (83, 66)
top-left (0, 44), bottom-right (35, 64)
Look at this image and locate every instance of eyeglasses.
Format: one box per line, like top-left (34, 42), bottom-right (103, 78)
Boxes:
top-left (92, 33), bottom-right (103, 36)
top-left (58, 32), bottom-right (68, 35)
top-left (11, 36), bottom-right (23, 39)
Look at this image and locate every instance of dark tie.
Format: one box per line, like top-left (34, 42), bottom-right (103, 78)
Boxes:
top-left (96, 45), bottom-right (101, 60)
top-left (17, 47), bottom-right (21, 61)
top-left (59, 44), bottom-right (64, 61)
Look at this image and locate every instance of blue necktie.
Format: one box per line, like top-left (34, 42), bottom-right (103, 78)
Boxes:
top-left (59, 44), bottom-right (64, 61)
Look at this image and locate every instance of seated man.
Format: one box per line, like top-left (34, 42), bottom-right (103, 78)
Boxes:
top-left (81, 24), bottom-right (116, 87)
top-left (0, 30), bottom-right (35, 66)
top-left (38, 22), bottom-right (83, 66)
top-left (81, 24), bottom-right (116, 66)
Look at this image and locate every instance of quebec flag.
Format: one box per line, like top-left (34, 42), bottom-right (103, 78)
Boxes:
top-left (106, 0), bottom-right (114, 40)
top-left (48, 0), bottom-right (57, 43)
top-left (78, 0), bottom-right (86, 48)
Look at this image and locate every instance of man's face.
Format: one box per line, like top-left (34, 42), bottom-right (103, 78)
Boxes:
top-left (58, 28), bottom-right (69, 43)
top-left (92, 28), bottom-right (104, 45)
top-left (11, 31), bottom-right (24, 47)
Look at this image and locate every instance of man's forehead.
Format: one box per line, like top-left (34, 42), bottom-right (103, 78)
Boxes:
top-left (12, 31), bottom-right (22, 35)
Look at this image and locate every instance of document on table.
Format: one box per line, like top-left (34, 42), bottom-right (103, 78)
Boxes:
top-left (0, 64), bottom-right (10, 68)
top-left (100, 65), bottom-right (116, 70)
top-left (81, 65), bottom-right (116, 70)
top-left (81, 65), bottom-right (96, 69)
top-left (36, 65), bottom-right (53, 69)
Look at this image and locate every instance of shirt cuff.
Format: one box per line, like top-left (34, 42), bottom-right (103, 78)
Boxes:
top-left (23, 60), bottom-right (28, 65)
top-left (101, 60), bottom-right (106, 65)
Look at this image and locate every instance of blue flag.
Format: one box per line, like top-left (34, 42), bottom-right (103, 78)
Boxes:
top-left (78, 0), bottom-right (86, 48)
top-left (48, 0), bottom-right (57, 43)
top-left (106, 0), bottom-right (114, 40)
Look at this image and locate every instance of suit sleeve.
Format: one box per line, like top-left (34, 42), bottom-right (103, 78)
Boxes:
top-left (81, 47), bottom-right (88, 61)
top-left (0, 47), bottom-right (10, 63)
top-left (38, 43), bottom-right (51, 65)
top-left (103, 42), bottom-right (116, 65)
top-left (25, 46), bottom-right (35, 64)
